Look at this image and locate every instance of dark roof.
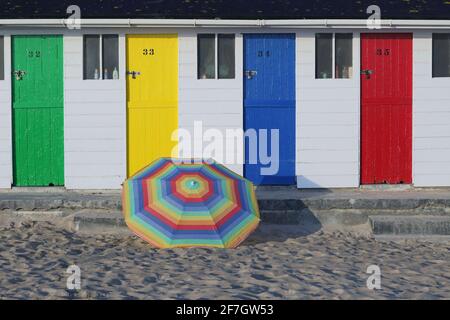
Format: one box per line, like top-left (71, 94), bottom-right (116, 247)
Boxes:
top-left (0, 0), bottom-right (449, 20)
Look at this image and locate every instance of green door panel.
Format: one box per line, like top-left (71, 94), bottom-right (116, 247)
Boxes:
top-left (12, 35), bottom-right (64, 187)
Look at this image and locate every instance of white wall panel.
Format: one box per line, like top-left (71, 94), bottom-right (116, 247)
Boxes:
top-left (296, 31), bottom-right (360, 188)
top-left (64, 33), bottom-right (127, 189)
top-left (413, 31), bottom-right (450, 187)
top-left (178, 30), bottom-right (244, 175)
top-left (0, 35), bottom-right (12, 188)
top-left (297, 175), bottom-right (359, 188)
top-left (0, 26), bottom-right (449, 190)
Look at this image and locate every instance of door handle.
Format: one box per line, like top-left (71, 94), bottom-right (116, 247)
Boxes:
top-left (244, 70), bottom-right (257, 80)
top-left (126, 71), bottom-right (141, 79)
top-left (361, 69), bottom-right (373, 79)
top-left (13, 70), bottom-right (27, 81)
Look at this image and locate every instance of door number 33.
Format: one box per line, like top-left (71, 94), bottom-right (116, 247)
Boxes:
top-left (143, 49), bottom-right (155, 56)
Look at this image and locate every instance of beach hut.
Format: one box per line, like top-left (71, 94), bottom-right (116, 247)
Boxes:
top-left (0, 0), bottom-right (449, 189)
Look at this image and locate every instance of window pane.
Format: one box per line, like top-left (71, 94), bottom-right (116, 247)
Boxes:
top-left (0, 36), bottom-right (4, 81)
top-left (218, 34), bottom-right (235, 79)
top-left (83, 35), bottom-right (100, 80)
top-left (433, 34), bottom-right (450, 78)
top-left (102, 35), bottom-right (119, 80)
top-left (316, 34), bottom-right (333, 79)
top-left (335, 33), bottom-right (353, 79)
top-left (198, 34), bottom-right (216, 79)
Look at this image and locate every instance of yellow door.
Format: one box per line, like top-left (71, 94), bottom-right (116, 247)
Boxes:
top-left (126, 34), bottom-right (178, 176)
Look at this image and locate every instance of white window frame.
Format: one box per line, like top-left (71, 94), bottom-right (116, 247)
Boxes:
top-left (197, 33), bottom-right (235, 80)
top-left (315, 33), bottom-right (353, 80)
top-left (83, 34), bottom-right (119, 80)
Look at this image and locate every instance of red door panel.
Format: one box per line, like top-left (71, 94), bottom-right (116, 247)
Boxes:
top-left (361, 33), bottom-right (413, 185)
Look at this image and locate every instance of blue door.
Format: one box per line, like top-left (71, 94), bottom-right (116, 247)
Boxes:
top-left (244, 34), bottom-right (296, 185)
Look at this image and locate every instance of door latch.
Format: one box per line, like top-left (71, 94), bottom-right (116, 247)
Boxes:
top-left (13, 70), bottom-right (27, 81)
top-left (361, 69), bottom-right (373, 79)
top-left (244, 70), bottom-right (257, 80)
top-left (126, 71), bottom-right (141, 79)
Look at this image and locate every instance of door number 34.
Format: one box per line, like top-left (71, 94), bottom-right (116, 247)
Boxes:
top-left (258, 51), bottom-right (270, 57)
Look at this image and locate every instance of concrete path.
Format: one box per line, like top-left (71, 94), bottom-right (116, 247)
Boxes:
top-left (1, 187), bottom-right (450, 235)
top-left (1, 187), bottom-right (450, 210)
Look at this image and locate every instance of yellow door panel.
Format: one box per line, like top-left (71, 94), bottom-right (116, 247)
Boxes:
top-left (126, 34), bottom-right (178, 176)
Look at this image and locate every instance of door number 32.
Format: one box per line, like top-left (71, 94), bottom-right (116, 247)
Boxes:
top-left (28, 51), bottom-right (41, 58)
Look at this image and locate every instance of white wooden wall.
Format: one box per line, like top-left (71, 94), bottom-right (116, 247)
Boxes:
top-left (0, 35), bottom-right (12, 188)
top-left (178, 30), bottom-right (244, 175)
top-left (64, 31), bottom-right (127, 189)
top-left (65, 28), bottom-right (245, 189)
top-left (1, 27), bottom-right (450, 189)
top-left (296, 31), bottom-right (361, 188)
top-left (413, 31), bottom-right (450, 187)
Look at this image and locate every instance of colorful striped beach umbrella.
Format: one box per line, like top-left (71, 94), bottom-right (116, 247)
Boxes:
top-left (122, 158), bottom-right (260, 248)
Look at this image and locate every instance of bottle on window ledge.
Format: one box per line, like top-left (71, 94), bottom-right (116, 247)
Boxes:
top-left (113, 67), bottom-right (119, 80)
top-left (104, 68), bottom-right (109, 80)
top-left (94, 68), bottom-right (99, 80)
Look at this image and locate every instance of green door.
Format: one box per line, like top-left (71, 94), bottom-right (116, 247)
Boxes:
top-left (12, 35), bottom-right (64, 186)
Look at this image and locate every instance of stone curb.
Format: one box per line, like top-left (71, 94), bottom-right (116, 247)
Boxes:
top-left (370, 215), bottom-right (450, 236)
top-left (2, 193), bottom-right (450, 213)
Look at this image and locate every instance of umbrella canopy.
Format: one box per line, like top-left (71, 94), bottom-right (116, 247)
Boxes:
top-left (122, 158), bottom-right (260, 248)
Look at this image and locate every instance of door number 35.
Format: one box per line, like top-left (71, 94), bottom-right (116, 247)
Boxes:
top-left (376, 48), bottom-right (390, 56)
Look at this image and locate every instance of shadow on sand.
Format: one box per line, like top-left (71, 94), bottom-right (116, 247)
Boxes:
top-left (243, 208), bottom-right (323, 245)
top-left (245, 178), bottom-right (337, 245)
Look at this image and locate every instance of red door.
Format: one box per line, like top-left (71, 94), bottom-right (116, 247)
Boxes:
top-left (361, 33), bottom-right (413, 185)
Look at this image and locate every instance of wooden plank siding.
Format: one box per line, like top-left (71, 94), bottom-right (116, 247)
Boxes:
top-left (0, 35), bottom-right (12, 188)
top-left (0, 28), bottom-right (449, 189)
top-left (63, 32), bottom-right (127, 189)
top-left (413, 31), bottom-right (450, 187)
top-left (296, 31), bottom-right (360, 188)
top-left (178, 30), bottom-right (244, 175)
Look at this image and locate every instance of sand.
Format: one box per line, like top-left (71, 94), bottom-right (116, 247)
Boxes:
top-left (0, 221), bottom-right (449, 300)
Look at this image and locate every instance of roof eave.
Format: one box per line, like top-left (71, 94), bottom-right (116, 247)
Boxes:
top-left (0, 19), bottom-right (449, 29)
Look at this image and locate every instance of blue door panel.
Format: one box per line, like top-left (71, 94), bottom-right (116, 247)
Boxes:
top-left (244, 108), bottom-right (296, 185)
top-left (244, 34), bottom-right (296, 185)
